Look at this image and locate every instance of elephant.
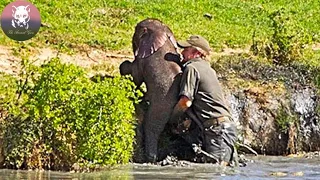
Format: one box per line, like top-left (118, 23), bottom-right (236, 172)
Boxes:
top-left (119, 18), bottom-right (182, 162)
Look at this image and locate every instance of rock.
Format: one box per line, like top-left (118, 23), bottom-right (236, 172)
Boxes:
top-left (269, 172), bottom-right (287, 177)
top-left (71, 163), bottom-right (80, 171)
top-left (203, 13), bottom-right (213, 20)
top-left (287, 153), bottom-right (304, 158)
top-left (292, 171), bottom-right (304, 176)
top-left (159, 155), bottom-right (191, 167)
top-left (217, 57), bottom-right (319, 155)
top-left (238, 154), bottom-right (249, 167)
top-left (40, 22), bottom-right (51, 28)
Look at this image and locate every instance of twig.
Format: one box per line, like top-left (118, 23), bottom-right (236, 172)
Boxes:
top-left (105, 53), bottom-right (133, 59)
top-left (192, 144), bottom-right (219, 162)
top-left (16, 73), bottom-right (29, 103)
top-left (85, 50), bottom-right (98, 62)
top-left (102, 48), bottom-right (133, 59)
top-left (98, 106), bottom-right (102, 121)
top-left (236, 142), bottom-right (258, 156)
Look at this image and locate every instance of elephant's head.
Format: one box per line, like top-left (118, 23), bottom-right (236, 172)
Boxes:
top-left (132, 18), bottom-right (177, 59)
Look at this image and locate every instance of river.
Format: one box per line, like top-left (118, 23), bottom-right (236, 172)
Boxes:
top-left (0, 155), bottom-right (319, 179)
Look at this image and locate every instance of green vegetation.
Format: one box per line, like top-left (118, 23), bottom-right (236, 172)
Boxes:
top-left (0, 73), bottom-right (17, 109)
top-left (1, 0), bottom-right (320, 51)
top-left (0, 59), bottom-right (141, 170)
top-left (276, 105), bottom-right (297, 133)
top-left (251, 9), bottom-right (314, 65)
top-left (0, 0), bottom-right (319, 169)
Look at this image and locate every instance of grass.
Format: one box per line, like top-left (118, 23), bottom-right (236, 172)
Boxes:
top-left (1, 0), bottom-right (319, 85)
top-left (1, 0), bottom-right (320, 52)
top-left (0, 0), bottom-right (319, 164)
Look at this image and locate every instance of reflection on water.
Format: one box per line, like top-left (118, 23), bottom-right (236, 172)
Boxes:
top-left (1, 155), bottom-right (320, 179)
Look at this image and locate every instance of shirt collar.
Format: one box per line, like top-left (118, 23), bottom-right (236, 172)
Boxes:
top-left (183, 57), bottom-right (202, 67)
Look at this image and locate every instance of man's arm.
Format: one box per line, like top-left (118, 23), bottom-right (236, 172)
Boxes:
top-left (169, 65), bottom-right (199, 124)
top-left (169, 95), bottom-right (192, 125)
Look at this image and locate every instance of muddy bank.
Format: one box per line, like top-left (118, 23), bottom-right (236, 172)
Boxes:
top-left (214, 56), bottom-right (320, 155)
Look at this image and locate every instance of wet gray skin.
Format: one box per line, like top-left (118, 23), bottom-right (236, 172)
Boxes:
top-left (1, 155), bottom-right (320, 179)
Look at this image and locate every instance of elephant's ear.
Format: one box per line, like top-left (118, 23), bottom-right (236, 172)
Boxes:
top-left (134, 30), bottom-right (168, 59)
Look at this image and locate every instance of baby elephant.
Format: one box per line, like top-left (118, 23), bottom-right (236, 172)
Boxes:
top-left (119, 18), bottom-right (182, 162)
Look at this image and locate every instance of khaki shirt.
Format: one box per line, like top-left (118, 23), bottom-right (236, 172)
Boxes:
top-left (179, 58), bottom-right (231, 123)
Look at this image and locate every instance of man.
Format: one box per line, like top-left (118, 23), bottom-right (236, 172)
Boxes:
top-left (169, 35), bottom-right (237, 166)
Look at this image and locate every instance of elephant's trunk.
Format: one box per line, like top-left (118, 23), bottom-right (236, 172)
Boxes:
top-left (119, 60), bottom-right (132, 75)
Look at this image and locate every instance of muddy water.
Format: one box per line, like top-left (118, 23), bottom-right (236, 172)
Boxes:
top-left (0, 155), bottom-right (320, 179)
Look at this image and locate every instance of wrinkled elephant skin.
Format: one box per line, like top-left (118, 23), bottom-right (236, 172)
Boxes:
top-left (120, 18), bottom-right (181, 162)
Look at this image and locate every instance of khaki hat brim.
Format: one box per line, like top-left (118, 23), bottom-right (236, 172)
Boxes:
top-left (177, 40), bottom-right (192, 48)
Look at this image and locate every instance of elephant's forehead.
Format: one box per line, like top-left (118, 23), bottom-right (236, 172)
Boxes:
top-left (136, 20), bottom-right (164, 30)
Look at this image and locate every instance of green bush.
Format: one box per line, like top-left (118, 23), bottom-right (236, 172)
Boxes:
top-left (251, 9), bottom-right (313, 65)
top-left (0, 73), bottom-right (18, 166)
top-left (315, 69), bottom-right (320, 89)
top-left (0, 73), bottom-right (17, 119)
top-left (0, 58), bottom-right (141, 170)
top-left (276, 105), bottom-right (297, 133)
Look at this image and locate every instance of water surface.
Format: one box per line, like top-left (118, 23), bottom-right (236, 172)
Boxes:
top-left (0, 155), bottom-right (319, 179)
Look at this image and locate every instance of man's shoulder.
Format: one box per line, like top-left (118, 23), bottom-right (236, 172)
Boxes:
top-left (184, 58), bottom-right (202, 67)
top-left (186, 58), bottom-right (211, 70)
top-left (183, 63), bottom-right (198, 72)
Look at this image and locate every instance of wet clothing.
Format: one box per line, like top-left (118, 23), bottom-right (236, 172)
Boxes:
top-left (203, 117), bottom-right (237, 163)
top-left (178, 57), bottom-right (237, 164)
top-left (179, 58), bottom-right (231, 123)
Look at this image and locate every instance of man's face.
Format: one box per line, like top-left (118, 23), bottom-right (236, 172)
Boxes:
top-left (181, 47), bottom-right (197, 64)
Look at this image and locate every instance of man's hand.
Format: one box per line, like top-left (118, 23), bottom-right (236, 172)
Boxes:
top-left (172, 118), bottom-right (192, 135)
top-left (169, 96), bottom-right (192, 125)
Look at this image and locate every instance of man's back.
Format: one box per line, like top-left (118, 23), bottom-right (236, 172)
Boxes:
top-left (180, 58), bottom-right (231, 122)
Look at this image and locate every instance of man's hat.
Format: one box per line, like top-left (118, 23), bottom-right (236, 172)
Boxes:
top-left (177, 35), bottom-right (211, 55)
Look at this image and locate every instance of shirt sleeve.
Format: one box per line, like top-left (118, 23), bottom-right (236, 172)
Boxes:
top-left (179, 65), bottom-right (199, 101)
